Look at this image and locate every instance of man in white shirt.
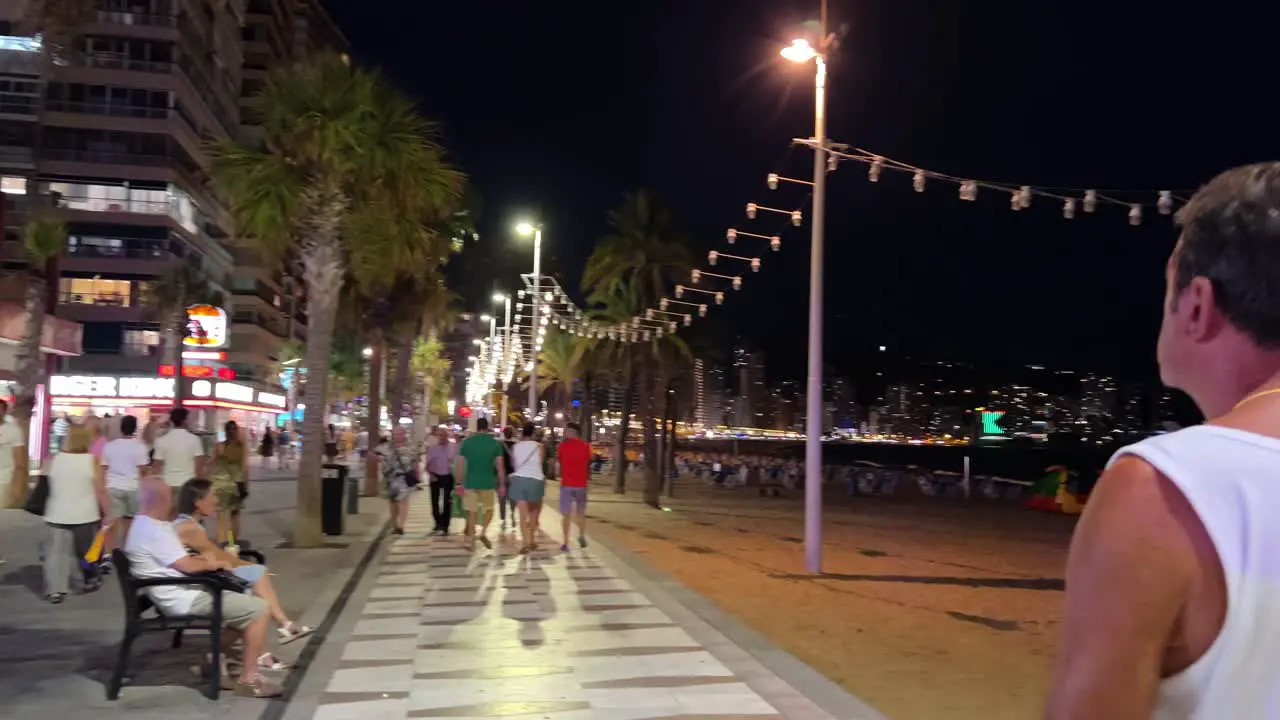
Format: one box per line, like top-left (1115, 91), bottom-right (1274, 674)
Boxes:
top-left (124, 481), bottom-right (278, 698)
top-left (101, 414), bottom-right (151, 546)
top-left (152, 407), bottom-right (206, 492)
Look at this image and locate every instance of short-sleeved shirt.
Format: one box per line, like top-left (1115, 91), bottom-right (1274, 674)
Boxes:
top-left (153, 427), bottom-right (205, 487)
top-left (102, 437), bottom-right (150, 491)
top-left (458, 433), bottom-right (505, 490)
top-left (124, 515), bottom-right (199, 615)
top-left (557, 438), bottom-right (591, 488)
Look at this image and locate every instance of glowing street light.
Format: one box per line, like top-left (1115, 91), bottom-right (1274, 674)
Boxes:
top-left (362, 346), bottom-right (373, 358)
top-left (515, 220), bottom-right (544, 420)
top-left (780, 38), bottom-right (817, 63)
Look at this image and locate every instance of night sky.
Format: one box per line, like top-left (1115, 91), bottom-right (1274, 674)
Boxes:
top-left (323, 0), bottom-right (1277, 383)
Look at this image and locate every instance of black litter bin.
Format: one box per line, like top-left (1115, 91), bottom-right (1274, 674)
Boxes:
top-left (321, 463), bottom-right (348, 535)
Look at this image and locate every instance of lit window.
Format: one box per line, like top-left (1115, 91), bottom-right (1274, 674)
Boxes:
top-left (1, 176), bottom-right (26, 194)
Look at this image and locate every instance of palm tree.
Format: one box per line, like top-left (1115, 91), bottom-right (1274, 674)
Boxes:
top-left (149, 262), bottom-right (221, 406)
top-left (407, 334), bottom-right (452, 445)
top-left (581, 281), bottom-right (644, 494)
top-left (582, 192), bottom-right (692, 501)
top-left (4, 207), bottom-right (63, 508)
top-left (530, 327), bottom-right (589, 427)
top-left (208, 54), bottom-right (463, 546)
top-left (582, 190), bottom-right (690, 305)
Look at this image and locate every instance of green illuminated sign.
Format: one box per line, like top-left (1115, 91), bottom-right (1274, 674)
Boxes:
top-left (981, 410), bottom-right (1006, 435)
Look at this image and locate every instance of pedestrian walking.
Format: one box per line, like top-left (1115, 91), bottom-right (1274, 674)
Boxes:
top-left (454, 418), bottom-right (506, 550)
top-left (425, 427), bottom-right (457, 535)
top-left (556, 422), bottom-right (591, 551)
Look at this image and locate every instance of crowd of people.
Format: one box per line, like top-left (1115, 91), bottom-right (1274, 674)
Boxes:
top-left (27, 405), bottom-right (311, 699)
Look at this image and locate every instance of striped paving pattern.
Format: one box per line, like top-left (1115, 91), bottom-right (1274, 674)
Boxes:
top-left (310, 497), bottom-right (786, 720)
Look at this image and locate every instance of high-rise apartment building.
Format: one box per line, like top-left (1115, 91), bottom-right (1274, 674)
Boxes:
top-left (0, 0), bottom-right (344, 432)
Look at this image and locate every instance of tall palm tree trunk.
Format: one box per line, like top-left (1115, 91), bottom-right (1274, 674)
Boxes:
top-left (580, 374), bottom-right (593, 442)
top-left (295, 238), bottom-right (343, 547)
top-left (665, 381), bottom-right (679, 497)
top-left (612, 352), bottom-right (634, 494)
top-left (6, 274), bottom-right (44, 508)
top-left (640, 362), bottom-right (661, 508)
top-left (362, 328), bottom-right (385, 496)
top-left (660, 378), bottom-right (674, 497)
top-left (387, 332), bottom-right (412, 426)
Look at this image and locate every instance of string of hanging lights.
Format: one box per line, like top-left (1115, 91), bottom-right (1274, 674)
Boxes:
top-left (788, 138), bottom-right (1192, 225)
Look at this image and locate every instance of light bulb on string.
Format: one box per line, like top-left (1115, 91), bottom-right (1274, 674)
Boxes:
top-left (660, 298), bottom-right (669, 311)
top-left (790, 210), bottom-right (802, 226)
top-left (715, 292), bottom-right (724, 305)
top-left (675, 284), bottom-right (684, 298)
top-left (746, 203), bottom-right (757, 219)
top-left (708, 251), bottom-right (718, 266)
top-left (1084, 190), bottom-right (1098, 213)
top-left (645, 309), bottom-right (654, 319)
top-left (1009, 191), bottom-right (1021, 211)
top-left (1018, 186), bottom-right (1032, 209)
top-left (750, 258), bottom-right (761, 272)
top-left (698, 304), bottom-right (707, 317)
top-left (912, 170), bottom-right (925, 192)
top-left (691, 269), bottom-right (701, 284)
top-left (770, 236), bottom-right (781, 251)
top-left (1129, 204), bottom-right (1143, 226)
top-left (726, 228), bottom-right (737, 243)
top-left (767, 173), bottom-right (779, 190)
top-left (668, 321), bottom-right (677, 332)
top-left (1063, 198), bottom-right (1076, 219)
top-left (868, 156), bottom-right (883, 182)
top-left (827, 153), bottom-right (838, 173)
top-left (732, 276), bottom-right (742, 290)
top-left (683, 314), bottom-right (692, 327)
top-left (1158, 191), bottom-right (1173, 215)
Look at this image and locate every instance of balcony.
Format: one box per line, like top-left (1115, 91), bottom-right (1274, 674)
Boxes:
top-left (0, 91), bottom-right (38, 118)
top-left (46, 98), bottom-right (170, 120)
top-left (60, 237), bottom-right (177, 275)
top-left (43, 99), bottom-right (203, 151)
top-left (41, 148), bottom-right (206, 189)
top-left (80, 54), bottom-right (174, 74)
top-left (57, 290), bottom-right (151, 323)
top-left (95, 10), bottom-right (178, 28)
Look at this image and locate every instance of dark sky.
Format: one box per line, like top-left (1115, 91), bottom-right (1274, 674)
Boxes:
top-left (323, 0), bottom-right (1278, 383)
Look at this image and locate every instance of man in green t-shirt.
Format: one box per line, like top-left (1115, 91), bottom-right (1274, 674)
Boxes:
top-left (454, 418), bottom-right (507, 549)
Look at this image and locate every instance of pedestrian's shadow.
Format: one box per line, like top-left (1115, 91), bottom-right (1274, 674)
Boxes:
top-left (504, 553), bottom-right (550, 648)
top-left (0, 563), bottom-right (48, 599)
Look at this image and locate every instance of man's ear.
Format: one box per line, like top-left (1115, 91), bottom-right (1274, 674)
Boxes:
top-left (1184, 276), bottom-right (1227, 342)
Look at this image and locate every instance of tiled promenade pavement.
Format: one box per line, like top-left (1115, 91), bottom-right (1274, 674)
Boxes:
top-left (305, 494), bottom-right (856, 720)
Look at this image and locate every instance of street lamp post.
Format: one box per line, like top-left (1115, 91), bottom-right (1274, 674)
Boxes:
top-left (516, 222), bottom-right (543, 423)
top-left (781, 3), bottom-right (831, 574)
top-left (494, 293), bottom-right (512, 429)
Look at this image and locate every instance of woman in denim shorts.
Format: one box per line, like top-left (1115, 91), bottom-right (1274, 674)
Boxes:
top-left (507, 423), bottom-right (545, 554)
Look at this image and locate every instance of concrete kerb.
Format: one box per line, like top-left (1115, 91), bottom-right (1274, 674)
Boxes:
top-left (275, 491), bottom-right (432, 720)
top-left (538, 486), bottom-right (888, 720)
top-left (256, 501), bottom-right (391, 720)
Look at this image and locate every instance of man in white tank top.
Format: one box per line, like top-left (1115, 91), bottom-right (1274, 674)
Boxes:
top-left (1048, 163), bottom-right (1280, 719)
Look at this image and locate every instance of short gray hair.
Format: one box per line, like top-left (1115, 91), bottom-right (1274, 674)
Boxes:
top-left (1174, 162), bottom-right (1280, 348)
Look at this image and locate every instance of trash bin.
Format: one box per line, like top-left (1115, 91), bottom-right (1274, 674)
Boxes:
top-left (321, 463), bottom-right (347, 535)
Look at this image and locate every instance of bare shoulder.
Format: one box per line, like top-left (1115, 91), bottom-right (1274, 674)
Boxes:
top-left (1074, 455), bottom-right (1203, 570)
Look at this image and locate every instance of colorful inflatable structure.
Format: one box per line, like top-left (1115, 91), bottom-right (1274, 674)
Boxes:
top-left (1023, 465), bottom-right (1087, 515)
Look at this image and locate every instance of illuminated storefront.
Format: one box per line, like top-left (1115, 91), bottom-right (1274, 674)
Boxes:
top-left (49, 374), bottom-right (287, 436)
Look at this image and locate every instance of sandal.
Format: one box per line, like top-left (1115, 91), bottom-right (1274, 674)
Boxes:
top-left (233, 675), bottom-right (283, 699)
top-left (257, 652), bottom-right (295, 671)
top-left (44, 592), bottom-right (67, 604)
top-left (277, 622), bottom-right (314, 645)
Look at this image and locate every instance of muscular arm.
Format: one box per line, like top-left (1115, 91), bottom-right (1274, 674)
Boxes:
top-left (1046, 456), bottom-right (1200, 720)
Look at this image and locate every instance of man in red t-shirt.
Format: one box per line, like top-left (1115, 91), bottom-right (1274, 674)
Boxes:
top-left (556, 422), bottom-right (591, 551)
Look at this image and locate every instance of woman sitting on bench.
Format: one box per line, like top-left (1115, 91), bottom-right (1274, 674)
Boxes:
top-left (173, 478), bottom-right (313, 668)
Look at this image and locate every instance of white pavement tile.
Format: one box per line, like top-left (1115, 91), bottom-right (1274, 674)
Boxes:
top-left (340, 638), bottom-right (419, 662)
top-left (311, 698), bottom-right (408, 720)
top-left (326, 664), bottom-right (415, 693)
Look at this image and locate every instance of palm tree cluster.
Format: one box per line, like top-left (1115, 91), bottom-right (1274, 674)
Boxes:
top-left (528, 190), bottom-right (695, 509)
top-left (208, 54), bottom-right (466, 546)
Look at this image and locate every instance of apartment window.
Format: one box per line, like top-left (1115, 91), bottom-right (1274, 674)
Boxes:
top-left (60, 277), bottom-right (133, 306)
top-left (46, 82), bottom-right (171, 118)
top-left (1, 176), bottom-right (26, 195)
top-left (122, 329), bottom-right (162, 357)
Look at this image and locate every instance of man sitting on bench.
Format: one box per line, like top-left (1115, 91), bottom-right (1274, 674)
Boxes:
top-left (123, 479), bottom-right (281, 698)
